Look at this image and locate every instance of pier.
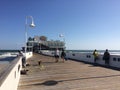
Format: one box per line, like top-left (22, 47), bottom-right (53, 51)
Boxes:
top-left (18, 53), bottom-right (120, 90)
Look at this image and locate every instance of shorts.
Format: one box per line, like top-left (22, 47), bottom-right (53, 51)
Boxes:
top-left (55, 55), bottom-right (59, 58)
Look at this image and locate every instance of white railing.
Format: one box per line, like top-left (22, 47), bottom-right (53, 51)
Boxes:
top-left (40, 50), bottom-right (120, 68)
top-left (0, 57), bottom-right (22, 90)
top-left (22, 52), bottom-right (33, 59)
top-left (0, 52), bottom-right (33, 90)
top-left (66, 52), bottom-right (120, 68)
top-left (26, 52), bottom-right (33, 59)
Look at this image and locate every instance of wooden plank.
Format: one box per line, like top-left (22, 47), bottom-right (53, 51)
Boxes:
top-left (18, 53), bottom-right (120, 90)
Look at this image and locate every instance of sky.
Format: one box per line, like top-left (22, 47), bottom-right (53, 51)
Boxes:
top-left (0, 0), bottom-right (120, 50)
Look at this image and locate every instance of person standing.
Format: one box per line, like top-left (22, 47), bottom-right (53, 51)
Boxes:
top-left (61, 49), bottom-right (66, 63)
top-left (54, 48), bottom-right (60, 62)
top-left (103, 49), bottom-right (110, 66)
top-left (93, 49), bottom-right (99, 63)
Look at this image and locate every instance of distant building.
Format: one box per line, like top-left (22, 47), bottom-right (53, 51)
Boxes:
top-left (26, 36), bottom-right (65, 52)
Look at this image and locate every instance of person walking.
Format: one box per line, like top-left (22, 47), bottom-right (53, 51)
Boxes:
top-left (61, 49), bottom-right (66, 63)
top-left (93, 49), bottom-right (99, 63)
top-left (54, 48), bottom-right (60, 62)
top-left (103, 49), bottom-right (110, 66)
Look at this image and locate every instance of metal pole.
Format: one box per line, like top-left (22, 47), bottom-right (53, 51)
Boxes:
top-left (40, 41), bottom-right (41, 51)
top-left (59, 34), bottom-right (65, 49)
top-left (25, 16), bottom-right (35, 59)
top-left (25, 16), bottom-right (28, 60)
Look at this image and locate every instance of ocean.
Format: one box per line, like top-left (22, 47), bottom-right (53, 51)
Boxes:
top-left (0, 50), bottom-right (18, 53)
top-left (0, 50), bottom-right (19, 64)
top-left (67, 50), bottom-right (120, 55)
top-left (1, 50), bottom-right (120, 56)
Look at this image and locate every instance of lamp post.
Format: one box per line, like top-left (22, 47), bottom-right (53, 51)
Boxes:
top-left (59, 34), bottom-right (65, 49)
top-left (25, 16), bottom-right (35, 60)
top-left (59, 34), bottom-right (65, 42)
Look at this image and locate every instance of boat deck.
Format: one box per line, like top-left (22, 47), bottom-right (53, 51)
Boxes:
top-left (18, 53), bottom-right (120, 90)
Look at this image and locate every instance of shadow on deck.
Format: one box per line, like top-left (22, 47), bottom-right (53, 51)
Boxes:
top-left (18, 53), bottom-right (120, 90)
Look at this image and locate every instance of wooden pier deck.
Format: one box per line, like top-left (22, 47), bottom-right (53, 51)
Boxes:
top-left (18, 53), bottom-right (120, 90)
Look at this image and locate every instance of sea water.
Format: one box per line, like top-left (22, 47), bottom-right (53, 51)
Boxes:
top-left (0, 50), bottom-right (19, 64)
top-left (67, 50), bottom-right (120, 55)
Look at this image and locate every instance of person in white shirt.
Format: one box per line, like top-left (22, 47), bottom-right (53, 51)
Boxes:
top-left (54, 48), bottom-right (60, 62)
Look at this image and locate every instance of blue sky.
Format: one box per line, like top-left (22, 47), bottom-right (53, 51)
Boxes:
top-left (0, 0), bottom-right (120, 50)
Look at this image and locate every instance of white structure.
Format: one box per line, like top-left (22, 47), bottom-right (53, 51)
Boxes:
top-left (25, 16), bottom-right (35, 59)
top-left (66, 52), bottom-right (120, 68)
top-left (0, 52), bottom-right (33, 90)
top-left (22, 52), bottom-right (33, 59)
top-left (59, 34), bottom-right (65, 44)
top-left (0, 57), bottom-right (22, 90)
top-left (40, 50), bottom-right (120, 68)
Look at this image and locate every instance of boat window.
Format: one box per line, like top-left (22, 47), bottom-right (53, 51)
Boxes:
top-left (113, 58), bottom-right (116, 61)
top-left (72, 54), bottom-right (75, 56)
top-left (88, 55), bottom-right (91, 58)
top-left (86, 55), bottom-right (91, 58)
top-left (118, 58), bottom-right (120, 62)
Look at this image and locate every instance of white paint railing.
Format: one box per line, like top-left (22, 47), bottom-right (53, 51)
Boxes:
top-left (0, 52), bottom-right (33, 90)
top-left (26, 52), bottom-right (33, 59)
top-left (66, 52), bottom-right (120, 68)
top-left (40, 50), bottom-right (120, 68)
top-left (22, 52), bottom-right (33, 59)
top-left (0, 57), bottom-right (22, 90)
